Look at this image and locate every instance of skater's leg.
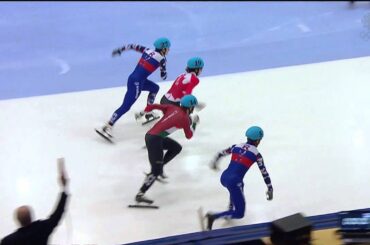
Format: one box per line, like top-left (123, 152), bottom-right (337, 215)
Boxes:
top-left (135, 80), bottom-right (160, 121)
top-left (160, 95), bottom-right (181, 106)
top-left (212, 182), bottom-right (245, 220)
top-left (135, 134), bottom-right (164, 204)
top-left (228, 194), bottom-right (234, 211)
top-left (156, 137), bottom-right (182, 179)
top-left (142, 79), bottom-right (159, 105)
top-left (109, 77), bottom-right (142, 126)
top-left (206, 181), bottom-right (245, 230)
top-left (228, 182), bottom-right (245, 219)
top-left (162, 137), bottom-right (182, 165)
top-left (138, 134), bottom-right (163, 194)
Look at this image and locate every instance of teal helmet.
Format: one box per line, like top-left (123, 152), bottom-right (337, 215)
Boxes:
top-left (187, 57), bottom-right (204, 69)
top-left (245, 126), bottom-right (264, 141)
top-left (180, 95), bottom-right (198, 108)
top-left (153, 37), bottom-right (171, 49)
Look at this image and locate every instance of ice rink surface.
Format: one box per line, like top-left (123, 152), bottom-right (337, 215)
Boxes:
top-left (1, 2), bottom-right (370, 244)
top-left (1, 56), bottom-right (370, 244)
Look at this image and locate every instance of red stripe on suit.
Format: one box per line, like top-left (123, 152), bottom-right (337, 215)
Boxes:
top-left (139, 58), bottom-right (156, 72)
top-left (231, 154), bottom-right (254, 168)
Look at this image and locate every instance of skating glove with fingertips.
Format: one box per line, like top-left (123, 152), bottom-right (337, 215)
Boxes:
top-left (266, 188), bottom-right (273, 201)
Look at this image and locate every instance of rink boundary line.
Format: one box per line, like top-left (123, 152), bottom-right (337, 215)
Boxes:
top-left (125, 207), bottom-right (370, 245)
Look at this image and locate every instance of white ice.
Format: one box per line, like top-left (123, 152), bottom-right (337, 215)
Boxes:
top-left (1, 56), bottom-right (370, 245)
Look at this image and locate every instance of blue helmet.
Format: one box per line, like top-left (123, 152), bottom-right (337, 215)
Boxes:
top-left (180, 95), bottom-right (198, 108)
top-left (245, 126), bottom-right (264, 141)
top-left (187, 57), bottom-right (204, 69)
top-left (153, 37), bottom-right (171, 49)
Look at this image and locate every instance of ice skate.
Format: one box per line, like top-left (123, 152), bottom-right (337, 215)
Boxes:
top-left (135, 111), bottom-right (160, 125)
top-left (205, 212), bottom-right (216, 231)
top-left (135, 192), bottom-right (154, 204)
top-left (128, 192), bottom-right (159, 209)
top-left (141, 111), bottom-right (160, 125)
top-left (95, 123), bottom-right (113, 143)
top-left (198, 208), bottom-right (215, 231)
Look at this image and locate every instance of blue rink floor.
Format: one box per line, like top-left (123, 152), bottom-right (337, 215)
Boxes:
top-left (1, 2), bottom-right (370, 100)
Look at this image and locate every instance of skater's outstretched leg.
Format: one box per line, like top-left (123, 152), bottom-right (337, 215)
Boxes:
top-left (135, 79), bottom-right (160, 124)
top-left (97, 79), bottom-right (141, 141)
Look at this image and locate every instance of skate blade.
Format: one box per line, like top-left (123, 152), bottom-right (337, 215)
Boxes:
top-left (95, 129), bottom-right (114, 143)
top-left (198, 207), bottom-right (206, 231)
top-left (128, 204), bottom-right (159, 209)
top-left (141, 116), bottom-right (160, 126)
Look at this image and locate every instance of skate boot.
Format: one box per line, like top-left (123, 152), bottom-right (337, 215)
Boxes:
top-left (135, 192), bottom-right (154, 205)
top-left (145, 112), bottom-right (155, 121)
top-left (205, 213), bottom-right (216, 230)
top-left (141, 112), bottom-right (160, 125)
top-left (95, 123), bottom-right (113, 143)
top-left (103, 124), bottom-right (113, 137)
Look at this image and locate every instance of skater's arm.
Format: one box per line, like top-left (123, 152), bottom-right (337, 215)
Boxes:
top-left (183, 125), bottom-right (194, 139)
top-left (183, 116), bottom-right (194, 139)
top-left (112, 44), bottom-right (148, 56)
top-left (218, 146), bottom-right (234, 158)
top-left (256, 154), bottom-right (272, 189)
top-left (144, 104), bottom-right (167, 113)
top-left (210, 145), bottom-right (234, 170)
top-left (160, 58), bottom-right (167, 80)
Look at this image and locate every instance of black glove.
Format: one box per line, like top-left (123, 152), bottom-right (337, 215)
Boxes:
top-left (112, 48), bottom-right (122, 57)
top-left (266, 188), bottom-right (273, 201)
